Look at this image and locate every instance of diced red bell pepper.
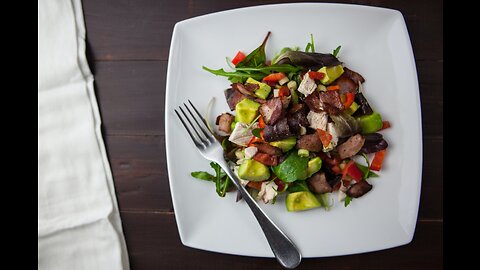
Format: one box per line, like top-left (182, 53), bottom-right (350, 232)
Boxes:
top-left (326, 85), bottom-right (340, 91)
top-left (308, 71), bottom-right (325, 80)
top-left (247, 135), bottom-right (263, 147)
top-left (370, 149), bottom-right (386, 171)
top-left (262, 72), bottom-right (286, 83)
top-left (316, 129), bottom-right (332, 148)
top-left (278, 86), bottom-right (291, 97)
top-left (258, 116), bottom-right (266, 128)
top-left (381, 121), bottom-right (391, 130)
top-left (231, 51), bottom-right (246, 66)
top-left (342, 92), bottom-right (355, 108)
top-left (253, 153), bottom-right (278, 166)
top-left (342, 160), bottom-right (363, 181)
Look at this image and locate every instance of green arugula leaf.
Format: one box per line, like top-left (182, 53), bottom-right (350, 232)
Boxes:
top-left (305, 34), bottom-right (315, 53)
top-left (344, 195), bottom-right (352, 207)
top-left (236, 32), bottom-right (271, 68)
top-left (251, 128), bottom-right (262, 138)
top-left (316, 193), bottom-right (331, 210)
top-left (332, 45), bottom-right (342, 57)
top-left (190, 171), bottom-right (215, 181)
top-left (286, 181), bottom-right (309, 193)
top-left (235, 64), bottom-right (302, 74)
top-left (368, 171), bottom-right (379, 178)
top-left (272, 151), bottom-right (309, 182)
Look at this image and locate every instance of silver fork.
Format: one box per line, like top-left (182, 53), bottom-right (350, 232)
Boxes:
top-left (175, 100), bottom-right (302, 269)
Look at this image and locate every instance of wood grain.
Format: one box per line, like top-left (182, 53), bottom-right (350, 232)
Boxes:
top-left (81, 0), bottom-right (443, 268)
top-left (82, 0), bottom-right (442, 61)
top-left (120, 212), bottom-right (442, 270)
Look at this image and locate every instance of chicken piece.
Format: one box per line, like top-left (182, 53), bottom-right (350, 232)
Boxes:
top-left (297, 71), bottom-right (317, 96)
top-left (307, 110), bottom-right (328, 130)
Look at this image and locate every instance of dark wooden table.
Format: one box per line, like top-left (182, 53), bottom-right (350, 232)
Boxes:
top-left (82, 0), bottom-right (443, 269)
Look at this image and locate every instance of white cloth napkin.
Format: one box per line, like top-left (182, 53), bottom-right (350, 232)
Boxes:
top-left (38, 0), bottom-right (129, 269)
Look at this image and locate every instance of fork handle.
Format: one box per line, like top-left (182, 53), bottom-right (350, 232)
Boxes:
top-left (216, 160), bottom-right (302, 269)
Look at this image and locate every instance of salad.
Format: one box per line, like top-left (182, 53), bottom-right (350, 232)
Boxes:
top-left (191, 32), bottom-right (390, 211)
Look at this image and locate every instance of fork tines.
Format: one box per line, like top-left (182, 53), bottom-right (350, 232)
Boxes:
top-left (174, 100), bottom-right (215, 148)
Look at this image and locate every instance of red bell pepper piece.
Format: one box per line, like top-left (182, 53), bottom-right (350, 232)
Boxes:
top-left (342, 92), bottom-right (355, 108)
top-left (342, 160), bottom-right (363, 181)
top-left (278, 86), bottom-right (291, 97)
top-left (258, 116), bottom-right (266, 128)
top-left (381, 121), bottom-right (391, 130)
top-left (231, 51), bottom-right (246, 66)
top-left (308, 71), bottom-right (325, 80)
top-left (370, 149), bottom-right (386, 171)
top-left (262, 72), bottom-right (286, 83)
top-left (316, 129), bottom-right (332, 148)
top-left (326, 85), bottom-right (340, 91)
top-left (247, 135), bottom-right (262, 147)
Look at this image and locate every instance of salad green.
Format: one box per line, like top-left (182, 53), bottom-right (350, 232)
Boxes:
top-left (192, 32), bottom-right (391, 211)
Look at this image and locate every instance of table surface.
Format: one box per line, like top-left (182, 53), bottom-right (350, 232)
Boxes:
top-left (82, 0), bottom-right (443, 269)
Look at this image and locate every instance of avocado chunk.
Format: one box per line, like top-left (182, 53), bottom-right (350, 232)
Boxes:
top-left (246, 77), bottom-right (272, 99)
top-left (238, 159), bottom-right (270, 181)
top-left (269, 136), bottom-right (297, 152)
top-left (306, 157), bottom-right (322, 177)
top-left (235, 98), bottom-right (260, 124)
top-left (286, 191), bottom-right (321, 212)
top-left (318, 65), bottom-right (344, 85)
top-left (345, 101), bottom-right (359, 115)
top-left (357, 111), bottom-right (383, 133)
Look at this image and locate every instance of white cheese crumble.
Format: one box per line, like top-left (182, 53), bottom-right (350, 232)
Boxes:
top-left (257, 181), bottom-right (278, 204)
top-left (244, 146), bottom-right (258, 159)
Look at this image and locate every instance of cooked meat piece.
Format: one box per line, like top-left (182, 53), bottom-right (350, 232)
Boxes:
top-left (308, 172), bottom-right (332, 194)
top-left (253, 152), bottom-right (279, 166)
top-left (253, 142), bottom-right (283, 156)
top-left (304, 92), bottom-right (322, 113)
top-left (322, 166), bottom-right (342, 188)
top-left (319, 90), bottom-right (344, 114)
top-left (224, 88), bottom-right (246, 111)
top-left (287, 107), bottom-right (309, 134)
top-left (296, 133), bottom-right (323, 152)
top-left (289, 103), bottom-right (304, 114)
top-left (259, 97), bottom-right (284, 125)
top-left (231, 83), bottom-right (256, 97)
top-left (343, 67), bottom-right (365, 84)
top-left (335, 74), bottom-right (357, 94)
top-left (244, 83), bottom-right (260, 92)
top-left (216, 113), bottom-right (235, 134)
top-left (337, 134), bottom-right (366, 159)
top-left (346, 180), bottom-right (372, 198)
top-left (263, 118), bottom-right (292, 142)
top-left (280, 96), bottom-right (291, 109)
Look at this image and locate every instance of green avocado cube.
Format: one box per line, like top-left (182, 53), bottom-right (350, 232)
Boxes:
top-left (238, 159), bottom-right (270, 181)
top-left (246, 77), bottom-right (271, 99)
top-left (235, 98), bottom-right (260, 124)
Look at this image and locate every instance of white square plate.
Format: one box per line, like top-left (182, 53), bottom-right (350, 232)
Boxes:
top-left (165, 3), bottom-right (422, 257)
